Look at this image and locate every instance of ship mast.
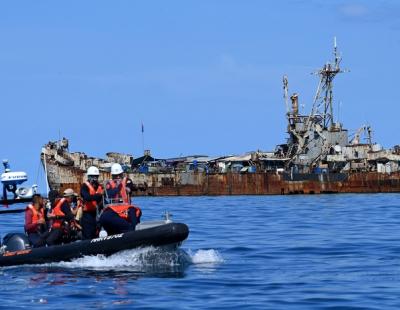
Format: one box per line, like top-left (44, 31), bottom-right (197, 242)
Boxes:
top-left (283, 75), bottom-right (290, 115)
top-left (311, 37), bottom-right (345, 129)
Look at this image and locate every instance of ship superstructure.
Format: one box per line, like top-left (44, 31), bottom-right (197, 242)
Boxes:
top-left (279, 38), bottom-right (348, 173)
top-left (41, 41), bottom-right (400, 196)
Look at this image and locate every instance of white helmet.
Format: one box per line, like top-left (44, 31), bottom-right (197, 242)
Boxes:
top-left (87, 166), bottom-right (100, 176)
top-left (111, 163), bottom-right (123, 175)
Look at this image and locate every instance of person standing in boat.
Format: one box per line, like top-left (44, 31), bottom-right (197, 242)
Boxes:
top-left (105, 163), bottom-right (134, 204)
top-left (80, 166), bottom-right (103, 239)
top-left (47, 188), bottom-right (82, 245)
top-left (24, 194), bottom-right (49, 247)
top-left (99, 163), bottom-right (141, 235)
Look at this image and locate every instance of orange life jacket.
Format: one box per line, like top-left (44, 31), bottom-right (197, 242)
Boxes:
top-left (108, 177), bottom-right (129, 203)
top-left (106, 204), bottom-right (142, 221)
top-left (83, 181), bottom-right (103, 212)
top-left (26, 204), bottom-right (45, 226)
top-left (48, 198), bottom-right (67, 229)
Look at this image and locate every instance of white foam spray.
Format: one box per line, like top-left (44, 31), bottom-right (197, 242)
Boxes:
top-left (188, 249), bottom-right (225, 264)
top-left (45, 247), bottom-right (224, 271)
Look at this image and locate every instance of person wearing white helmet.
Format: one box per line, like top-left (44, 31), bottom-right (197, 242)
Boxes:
top-left (105, 163), bottom-right (134, 204)
top-left (80, 166), bottom-right (103, 239)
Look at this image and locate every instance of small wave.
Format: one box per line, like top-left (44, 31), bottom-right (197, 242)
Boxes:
top-left (187, 249), bottom-right (224, 264)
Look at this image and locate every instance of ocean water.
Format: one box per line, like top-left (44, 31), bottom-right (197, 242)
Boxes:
top-left (1, 194), bottom-right (400, 309)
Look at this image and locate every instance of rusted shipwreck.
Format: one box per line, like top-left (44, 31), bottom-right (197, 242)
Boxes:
top-left (41, 42), bottom-right (400, 196)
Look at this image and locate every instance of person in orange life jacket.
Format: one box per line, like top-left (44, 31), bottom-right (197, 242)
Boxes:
top-left (24, 194), bottom-right (49, 247)
top-left (80, 166), bottom-right (103, 239)
top-left (100, 163), bottom-right (141, 235)
top-left (48, 189), bottom-right (61, 209)
top-left (99, 203), bottom-right (142, 235)
top-left (105, 163), bottom-right (135, 203)
top-left (46, 188), bottom-right (82, 245)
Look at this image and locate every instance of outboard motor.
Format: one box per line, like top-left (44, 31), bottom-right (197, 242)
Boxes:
top-left (2, 233), bottom-right (30, 252)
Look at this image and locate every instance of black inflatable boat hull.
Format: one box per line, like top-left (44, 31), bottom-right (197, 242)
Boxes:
top-left (0, 223), bottom-right (189, 267)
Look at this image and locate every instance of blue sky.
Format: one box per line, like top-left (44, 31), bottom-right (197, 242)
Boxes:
top-left (1, 1), bottom-right (400, 188)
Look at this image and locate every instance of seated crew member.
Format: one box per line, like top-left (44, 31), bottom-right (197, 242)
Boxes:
top-left (99, 163), bottom-right (141, 235)
top-left (24, 194), bottom-right (49, 247)
top-left (70, 194), bottom-right (83, 240)
top-left (73, 196), bottom-right (83, 222)
top-left (80, 166), bottom-right (103, 239)
top-left (47, 188), bottom-right (82, 245)
top-left (99, 203), bottom-right (141, 235)
top-left (48, 189), bottom-right (61, 208)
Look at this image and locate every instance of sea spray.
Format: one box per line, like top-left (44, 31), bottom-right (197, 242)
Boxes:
top-left (42, 247), bottom-right (224, 273)
top-left (188, 249), bottom-right (225, 264)
top-left (52, 246), bottom-right (188, 271)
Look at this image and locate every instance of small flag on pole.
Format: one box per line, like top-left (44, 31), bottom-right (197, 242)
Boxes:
top-left (141, 123), bottom-right (144, 133)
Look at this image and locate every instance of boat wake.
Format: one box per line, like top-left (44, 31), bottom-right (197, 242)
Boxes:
top-left (44, 247), bottom-right (224, 274)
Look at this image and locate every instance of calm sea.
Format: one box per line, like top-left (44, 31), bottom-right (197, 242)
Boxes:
top-left (1, 194), bottom-right (400, 309)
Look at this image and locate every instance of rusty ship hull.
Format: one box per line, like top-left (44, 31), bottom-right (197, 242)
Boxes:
top-left (44, 161), bottom-right (400, 196)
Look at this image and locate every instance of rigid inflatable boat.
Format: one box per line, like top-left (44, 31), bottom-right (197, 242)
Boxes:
top-left (0, 218), bottom-right (189, 267)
